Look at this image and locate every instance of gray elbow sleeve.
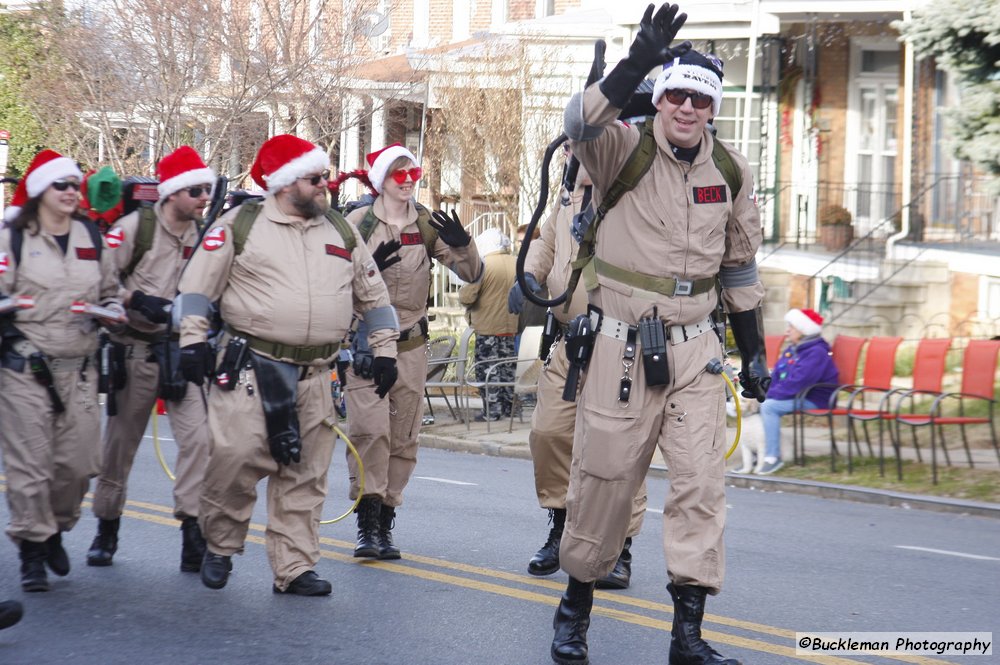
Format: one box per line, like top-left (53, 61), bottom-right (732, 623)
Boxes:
top-left (172, 293), bottom-right (212, 330)
top-left (719, 259), bottom-right (760, 289)
top-left (364, 305), bottom-right (399, 332)
top-left (564, 93), bottom-right (605, 142)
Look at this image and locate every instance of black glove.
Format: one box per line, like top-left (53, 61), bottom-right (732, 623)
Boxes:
top-left (371, 239), bottom-right (402, 272)
top-left (728, 308), bottom-right (771, 403)
top-left (371, 356), bottom-right (398, 399)
top-left (179, 342), bottom-right (213, 386)
top-left (429, 210), bottom-right (471, 248)
top-left (269, 432), bottom-right (302, 466)
top-left (130, 290), bottom-right (173, 324)
top-left (599, 3), bottom-right (689, 108)
top-left (507, 273), bottom-right (542, 314)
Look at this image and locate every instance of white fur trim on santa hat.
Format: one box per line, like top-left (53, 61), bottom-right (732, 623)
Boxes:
top-left (158, 167), bottom-right (216, 199)
top-left (26, 157), bottom-right (83, 198)
top-left (263, 147), bottom-right (329, 193)
top-left (785, 308), bottom-right (823, 337)
top-left (369, 145), bottom-right (417, 194)
top-left (652, 61), bottom-right (723, 117)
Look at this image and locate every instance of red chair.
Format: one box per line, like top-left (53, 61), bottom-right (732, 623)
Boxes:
top-left (894, 339), bottom-right (1000, 484)
top-left (765, 334), bottom-right (786, 371)
top-left (791, 335), bottom-right (867, 465)
top-left (848, 338), bottom-right (951, 479)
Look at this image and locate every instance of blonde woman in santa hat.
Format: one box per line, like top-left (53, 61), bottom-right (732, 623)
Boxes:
top-left (342, 143), bottom-right (482, 560)
top-left (87, 146), bottom-right (215, 573)
top-left (756, 308), bottom-right (839, 474)
top-left (0, 149), bottom-right (124, 592)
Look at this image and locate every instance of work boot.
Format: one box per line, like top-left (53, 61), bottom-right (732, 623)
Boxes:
top-left (200, 551), bottom-right (232, 590)
top-left (667, 583), bottom-right (741, 664)
top-left (0, 600), bottom-right (24, 630)
top-left (19, 540), bottom-right (49, 592)
top-left (353, 495), bottom-right (381, 558)
top-left (550, 576), bottom-right (595, 665)
top-left (528, 508), bottom-right (565, 576)
top-left (595, 537), bottom-right (632, 590)
top-left (45, 532), bottom-right (70, 577)
top-left (86, 518), bottom-right (120, 567)
top-left (180, 517), bottom-right (207, 573)
top-left (273, 570), bottom-right (332, 596)
top-left (377, 503), bottom-right (401, 560)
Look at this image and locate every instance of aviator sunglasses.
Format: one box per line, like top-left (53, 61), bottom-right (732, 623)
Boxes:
top-left (299, 171), bottom-right (331, 186)
top-left (185, 185), bottom-right (212, 198)
top-left (51, 179), bottom-right (81, 192)
top-left (663, 89), bottom-right (713, 110)
top-left (389, 167), bottom-right (422, 185)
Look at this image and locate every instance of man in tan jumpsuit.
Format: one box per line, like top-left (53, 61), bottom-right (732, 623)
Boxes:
top-left (550, 5), bottom-right (769, 664)
top-left (344, 144), bottom-right (482, 560)
top-left (176, 134), bottom-right (399, 596)
top-left (88, 146), bottom-right (214, 572)
top-left (509, 161), bottom-right (647, 589)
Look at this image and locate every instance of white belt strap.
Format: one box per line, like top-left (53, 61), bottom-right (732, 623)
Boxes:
top-left (598, 314), bottom-right (715, 346)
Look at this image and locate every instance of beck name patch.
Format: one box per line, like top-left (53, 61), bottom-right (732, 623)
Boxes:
top-left (76, 247), bottom-right (99, 260)
top-left (202, 226), bottom-right (226, 251)
top-left (183, 246), bottom-right (193, 259)
top-left (693, 185), bottom-right (727, 204)
top-left (399, 232), bottom-right (423, 246)
top-left (326, 244), bottom-right (351, 260)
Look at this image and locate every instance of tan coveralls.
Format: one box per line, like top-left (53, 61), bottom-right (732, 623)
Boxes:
top-left (343, 198), bottom-right (481, 506)
top-left (92, 203), bottom-right (210, 521)
top-left (178, 197), bottom-right (397, 590)
top-left (563, 85), bottom-right (763, 592)
top-left (525, 186), bottom-right (646, 538)
top-left (0, 220), bottom-right (122, 543)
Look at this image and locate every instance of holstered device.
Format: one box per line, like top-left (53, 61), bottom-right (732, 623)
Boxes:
top-left (214, 335), bottom-right (249, 391)
top-left (98, 332), bottom-right (127, 416)
top-left (539, 310), bottom-right (559, 361)
top-left (28, 352), bottom-right (65, 413)
top-left (248, 352), bottom-right (302, 466)
top-left (150, 338), bottom-right (188, 402)
top-left (562, 313), bottom-right (596, 402)
top-left (638, 311), bottom-right (669, 387)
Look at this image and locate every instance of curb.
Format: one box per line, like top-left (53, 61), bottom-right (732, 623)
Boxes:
top-left (418, 433), bottom-right (1000, 520)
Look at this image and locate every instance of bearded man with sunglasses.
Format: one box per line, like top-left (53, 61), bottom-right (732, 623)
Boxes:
top-left (88, 146), bottom-right (215, 574)
top-left (551, 4), bottom-right (767, 664)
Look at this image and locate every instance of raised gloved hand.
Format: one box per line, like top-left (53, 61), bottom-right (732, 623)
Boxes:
top-left (371, 239), bottom-right (402, 272)
top-left (728, 308), bottom-right (771, 403)
top-left (507, 273), bottom-right (542, 314)
top-left (599, 3), bottom-right (689, 108)
top-left (371, 356), bottom-right (398, 399)
top-left (130, 290), bottom-right (172, 324)
top-left (179, 342), bottom-right (213, 386)
top-left (269, 432), bottom-right (302, 466)
top-left (429, 210), bottom-right (471, 248)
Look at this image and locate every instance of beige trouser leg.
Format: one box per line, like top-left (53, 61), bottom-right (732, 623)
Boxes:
top-left (560, 331), bottom-right (726, 592)
top-left (344, 344), bottom-right (426, 507)
top-left (166, 382), bottom-right (211, 519)
top-left (0, 364), bottom-right (100, 543)
top-left (529, 338), bottom-right (647, 537)
top-left (199, 366), bottom-right (335, 590)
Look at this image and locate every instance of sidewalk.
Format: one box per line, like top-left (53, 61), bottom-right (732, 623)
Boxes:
top-left (416, 396), bottom-right (1000, 519)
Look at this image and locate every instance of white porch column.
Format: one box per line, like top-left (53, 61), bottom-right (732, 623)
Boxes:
top-left (370, 101), bottom-right (386, 153)
top-left (339, 94), bottom-right (363, 200)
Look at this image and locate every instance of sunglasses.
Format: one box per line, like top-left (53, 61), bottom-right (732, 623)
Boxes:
top-left (51, 179), bottom-right (81, 192)
top-left (664, 89), bottom-right (714, 110)
top-left (299, 171), bottom-right (330, 186)
top-left (185, 185), bottom-right (212, 198)
top-left (389, 167), bottom-right (422, 185)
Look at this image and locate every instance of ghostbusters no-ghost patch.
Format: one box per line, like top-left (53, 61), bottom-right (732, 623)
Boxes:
top-left (105, 227), bottom-right (125, 249)
top-left (202, 226), bottom-right (226, 251)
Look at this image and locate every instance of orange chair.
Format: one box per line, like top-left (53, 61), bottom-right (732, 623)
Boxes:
top-left (791, 335), bottom-right (867, 465)
top-left (765, 334), bottom-right (786, 371)
top-left (894, 339), bottom-right (1000, 484)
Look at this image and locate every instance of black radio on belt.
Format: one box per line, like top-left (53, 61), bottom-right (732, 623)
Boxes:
top-left (638, 310), bottom-right (669, 387)
top-left (539, 310), bottom-right (559, 361)
top-left (562, 313), bottom-right (595, 402)
top-left (215, 336), bottom-right (249, 390)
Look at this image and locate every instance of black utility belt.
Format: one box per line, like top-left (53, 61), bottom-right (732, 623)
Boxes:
top-left (398, 317), bottom-right (429, 342)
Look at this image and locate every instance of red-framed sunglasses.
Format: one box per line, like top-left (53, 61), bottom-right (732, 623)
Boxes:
top-left (389, 167), bottom-right (422, 184)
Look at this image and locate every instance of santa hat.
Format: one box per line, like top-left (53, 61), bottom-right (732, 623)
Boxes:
top-left (4, 149), bottom-right (83, 223)
top-left (156, 146), bottom-right (215, 199)
top-left (250, 134), bottom-right (329, 193)
top-left (366, 143), bottom-right (417, 194)
top-left (785, 308), bottom-right (824, 336)
top-left (652, 49), bottom-right (725, 117)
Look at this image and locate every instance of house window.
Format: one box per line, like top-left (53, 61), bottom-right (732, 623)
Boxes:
top-left (537, 0), bottom-right (556, 17)
top-left (413, 0), bottom-right (429, 47)
top-left (984, 278), bottom-right (1000, 320)
top-left (492, 0), bottom-right (508, 27)
top-left (453, 0), bottom-right (470, 41)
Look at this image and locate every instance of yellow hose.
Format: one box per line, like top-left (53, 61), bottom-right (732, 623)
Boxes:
top-left (720, 371), bottom-right (742, 460)
top-left (151, 406), bottom-right (176, 481)
top-left (320, 417), bottom-right (364, 524)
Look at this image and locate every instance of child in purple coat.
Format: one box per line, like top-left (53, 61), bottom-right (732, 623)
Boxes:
top-left (756, 308), bottom-right (839, 474)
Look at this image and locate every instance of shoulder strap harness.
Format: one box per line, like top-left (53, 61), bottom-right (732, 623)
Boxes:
top-left (232, 201), bottom-right (356, 256)
top-left (11, 218), bottom-right (104, 267)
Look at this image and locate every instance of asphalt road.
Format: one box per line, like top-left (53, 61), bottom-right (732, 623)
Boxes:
top-left (1, 419), bottom-right (997, 665)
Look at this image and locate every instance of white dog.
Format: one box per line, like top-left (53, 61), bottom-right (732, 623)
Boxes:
top-left (727, 397), bottom-right (765, 474)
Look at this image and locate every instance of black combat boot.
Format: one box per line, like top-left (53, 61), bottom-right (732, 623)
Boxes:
top-left (667, 583), bottom-right (741, 664)
top-left (595, 537), bottom-right (632, 590)
top-left (529, 508), bottom-right (566, 576)
top-left (200, 551), bottom-right (232, 590)
top-left (180, 517), bottom-right (207, 573)
top-left (550, 576), bottom-right (595, 665)
top-left (273, 570), bottom-right (332, 596)
top-left (353, 495), bottom-right (381, 558)
top-left (45, 532), bottom-right (70, 576)
top-left (86, 518), bottom-right (120, 567)
top-left (377, 504), bottom-right (401, 560)
top-left (19, 540), bottom-right (49, 592)
top-left (0, 599), bottom-right (24, 630)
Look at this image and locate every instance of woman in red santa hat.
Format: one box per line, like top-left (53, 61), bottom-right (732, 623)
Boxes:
top-left (756, 308), bottom-right (839, 474)
top-left (0, 149), bottom-right (125, 591)
top-left (342, 143), bottom-right (483, 559)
